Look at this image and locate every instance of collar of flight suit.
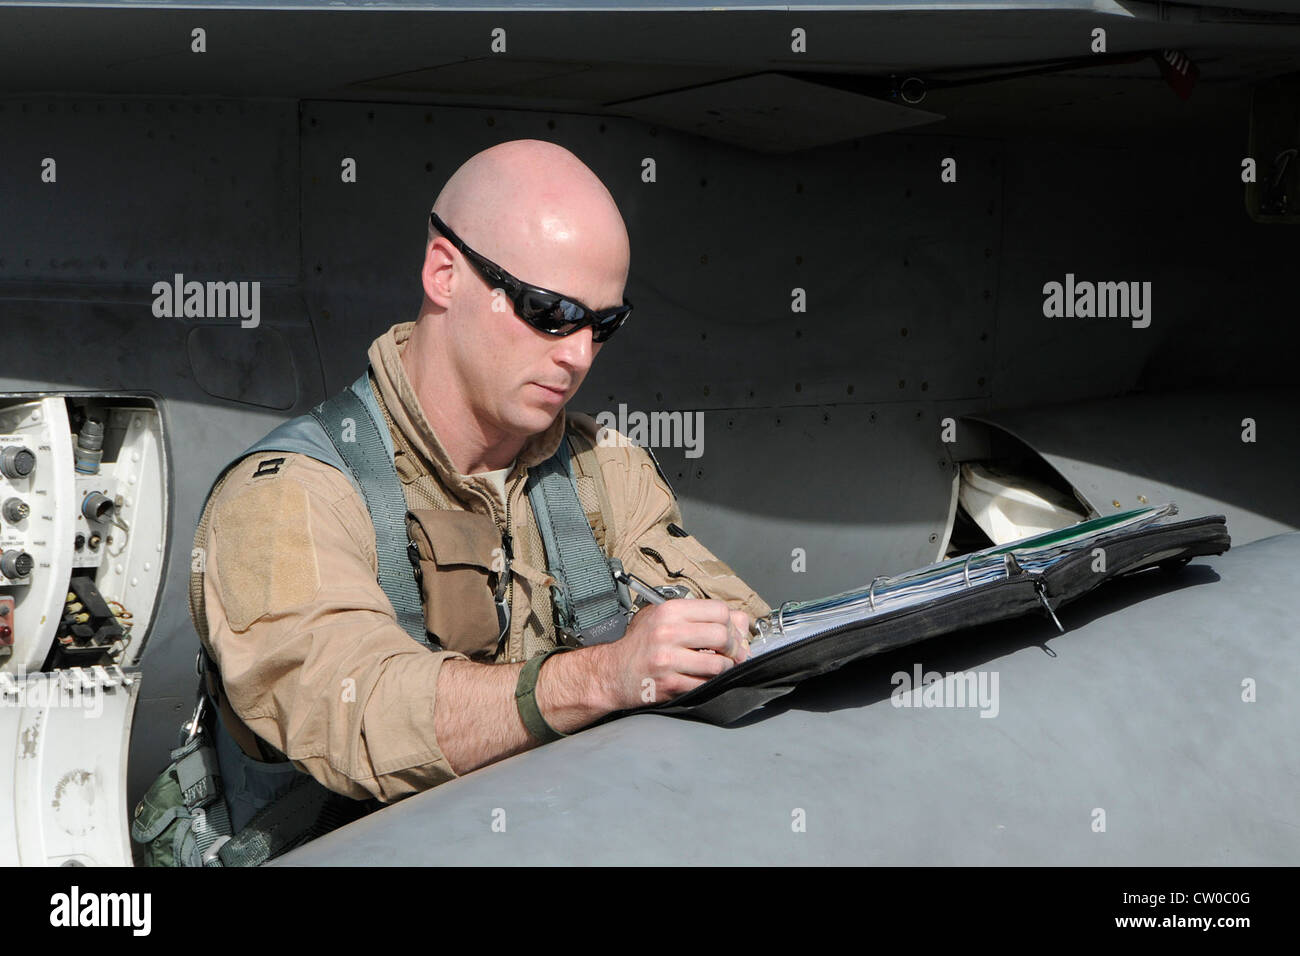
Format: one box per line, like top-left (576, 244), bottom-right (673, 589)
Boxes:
top-left (367, 321), bottom-right (569, 504)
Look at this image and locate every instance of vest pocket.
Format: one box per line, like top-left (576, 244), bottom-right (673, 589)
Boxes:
top-left (405, 509), bottom-right (506, 660)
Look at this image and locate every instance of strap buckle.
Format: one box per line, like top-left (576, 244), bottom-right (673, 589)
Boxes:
top-left (556, 608), bottom-right (628, 647)
top-left (494, 595), bottom-right (511, 646)
top-left (183, 694), bottom-right (207, 744)
top-left (406, 539), bottom-right (424, 586)
top-left (573, 611), bottom-right (627, 645)
top-left (173, 734), bottom-right (222, 809)
top-left (202, 835), bottom-right (231, 866)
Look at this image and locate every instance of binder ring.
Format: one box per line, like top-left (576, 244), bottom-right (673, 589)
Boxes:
top-left (777, 600), bottom-right (794, 633)
top-left (868, 576), bottom-right (888, 611)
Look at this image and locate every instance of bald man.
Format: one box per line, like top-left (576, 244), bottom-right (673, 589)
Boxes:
top-left (189, 140), bottom-right (771, 818)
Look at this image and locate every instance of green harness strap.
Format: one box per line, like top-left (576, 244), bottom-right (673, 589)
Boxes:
top-left (526, 436), bottom-right (627, 644)
top-left (307, 373), bottom-right (429, 645)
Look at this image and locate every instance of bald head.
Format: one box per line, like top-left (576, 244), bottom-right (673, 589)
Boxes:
top-left (403, 140), bottom-right (630, 474)
top-left (428, 139), bottom-right (630, 308)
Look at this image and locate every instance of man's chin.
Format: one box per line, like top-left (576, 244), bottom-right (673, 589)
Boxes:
top-left (508, 405), bottom-right (561, 437)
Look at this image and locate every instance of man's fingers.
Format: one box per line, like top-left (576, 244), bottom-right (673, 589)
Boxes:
top-left (664, 598), bottom-right (733, 626)
top-left (665, 609), bottom-right (752, 663)
top-left (676, 674), bottom-right (711, 695)
top-left (678, 621), bottom-right (731, 652)
top-left (731, 609), bottom-right (754, 636)
top-left (673, 648), bottom-right (736, 679)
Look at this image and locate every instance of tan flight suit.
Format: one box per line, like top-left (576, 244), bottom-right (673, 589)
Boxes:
top-left (188, 321), bottom-right (771, 804)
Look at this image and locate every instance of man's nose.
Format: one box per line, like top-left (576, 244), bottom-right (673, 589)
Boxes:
top-left (552, 325), bottom-right (597, 371)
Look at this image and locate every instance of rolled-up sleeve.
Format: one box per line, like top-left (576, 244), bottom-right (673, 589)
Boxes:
top-left (201, 453), bottom-right (465, 803)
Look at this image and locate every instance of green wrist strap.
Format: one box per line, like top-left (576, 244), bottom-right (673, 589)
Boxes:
top-left (515, 646), bottom-right (577, 743)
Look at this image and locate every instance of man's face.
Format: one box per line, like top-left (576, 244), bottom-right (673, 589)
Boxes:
top-left (443, 244), bottom-right (623, 441)
top-left (477, 284), bottom-right (604, 437)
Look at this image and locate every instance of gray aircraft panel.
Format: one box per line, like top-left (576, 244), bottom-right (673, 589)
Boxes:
top-left (6, 4), bottom-right (1299, 108)
top-left (644, 402), bottom-right (963, 605)
top-left (0, 99), bottom-right (300, 286)
top-left (279, 530), bottom-right (1299, 866)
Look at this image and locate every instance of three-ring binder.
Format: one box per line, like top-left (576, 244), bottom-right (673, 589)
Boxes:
top-left (612, 502), bottom-right (1231, 727)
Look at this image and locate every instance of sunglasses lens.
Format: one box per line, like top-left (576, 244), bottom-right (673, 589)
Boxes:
top-left (521, 290), bottom-right (584, 334)
top-left (591, 307), bottom-right (630, 343)
top-left (518, 288), bottom-right (630, 342)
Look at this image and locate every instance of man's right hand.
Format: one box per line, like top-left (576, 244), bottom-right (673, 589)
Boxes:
top-left (438, 599), bottom-right (754, 775)
top-left (595, 599), bottom-right (752, 710)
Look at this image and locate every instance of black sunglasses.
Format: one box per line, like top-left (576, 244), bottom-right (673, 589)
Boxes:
top-left (429, 211), bottom-right (633, 343)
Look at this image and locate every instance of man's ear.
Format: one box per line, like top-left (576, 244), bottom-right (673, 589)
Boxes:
top-left (422, 239), bottom-right (455, 307)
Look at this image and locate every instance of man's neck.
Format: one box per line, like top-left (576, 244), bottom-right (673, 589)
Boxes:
top-left (401, 320), bottom-right (526, 475)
